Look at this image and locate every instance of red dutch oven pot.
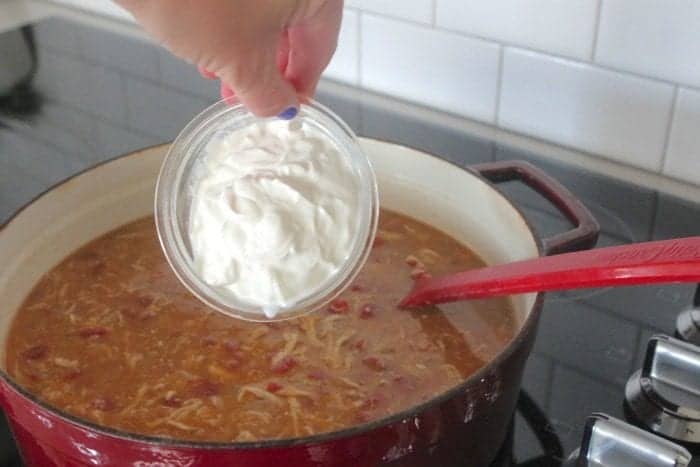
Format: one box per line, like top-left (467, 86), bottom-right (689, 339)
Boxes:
top-left (0, 140), bottom-right (598, 466)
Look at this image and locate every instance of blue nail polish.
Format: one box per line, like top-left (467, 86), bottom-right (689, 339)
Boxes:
top-left (278, 107), bottom-right (298, 120)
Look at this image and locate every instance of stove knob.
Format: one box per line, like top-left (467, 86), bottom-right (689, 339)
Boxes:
top-left (625, 334), bottom-right (700, 444)
top-left (565, 413), bottom-right (691, 467)
top-left (676, 308), bottom-right (700, 345)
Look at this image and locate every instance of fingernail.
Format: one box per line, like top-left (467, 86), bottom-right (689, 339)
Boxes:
top-left (220, 82), bottom-right (237, 105)
top-left (278, 107), bottom-right (298, 120)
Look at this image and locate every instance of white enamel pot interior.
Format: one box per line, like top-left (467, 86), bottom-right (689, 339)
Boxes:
top-left (0, 140), bottom-right (539, 355)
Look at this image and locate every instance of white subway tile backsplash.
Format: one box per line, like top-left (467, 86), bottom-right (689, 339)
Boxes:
top-left (323, 9), bottom-right (359, 85)
top-left (361, 15), bottom-right (500, 122)
top-left (664, 88), bottom-right (700, 184)
top-left (35, 1), bottom-right (700, 186)
top-left (436, 0), bottom-right (598, 60)
top-left (499, 48), bottom-right (674, 171)
top-left (345, 0), bottom-right (433, 24)
top-left (596, 0), bottom-right (700, 87)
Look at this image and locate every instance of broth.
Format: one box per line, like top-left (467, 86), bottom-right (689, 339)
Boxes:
top-left (6, 209), bottom-right (515, 442)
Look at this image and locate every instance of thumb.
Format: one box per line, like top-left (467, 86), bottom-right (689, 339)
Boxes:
top-left (217, 40), bottom-right (298, 118)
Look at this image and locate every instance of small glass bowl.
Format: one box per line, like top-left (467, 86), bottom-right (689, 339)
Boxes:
top-left (155, 99), bottom-right (379, 322)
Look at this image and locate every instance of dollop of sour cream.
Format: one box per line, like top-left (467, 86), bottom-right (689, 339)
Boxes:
top-left (189, 120), bottom-right (360, 318)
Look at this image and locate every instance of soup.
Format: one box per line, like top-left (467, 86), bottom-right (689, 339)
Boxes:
top-left (6, 209), bottom-right (515, 442)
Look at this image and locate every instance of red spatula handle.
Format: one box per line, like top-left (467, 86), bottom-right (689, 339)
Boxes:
top-left (400, 237), bottom-right (700, 308)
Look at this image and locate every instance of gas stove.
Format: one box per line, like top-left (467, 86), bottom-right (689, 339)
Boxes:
top-left (0, 15), bottom-right (699, 467)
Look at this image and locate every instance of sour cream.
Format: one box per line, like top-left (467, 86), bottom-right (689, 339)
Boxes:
top-left (188, 120), bottom-right (360, 318)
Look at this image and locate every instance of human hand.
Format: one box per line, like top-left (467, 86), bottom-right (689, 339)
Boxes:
top-left (116, 0), bottom-right (343, 118)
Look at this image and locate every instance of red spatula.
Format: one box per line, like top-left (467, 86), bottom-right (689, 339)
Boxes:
top-left (399, 237), bottom-right (700, 308)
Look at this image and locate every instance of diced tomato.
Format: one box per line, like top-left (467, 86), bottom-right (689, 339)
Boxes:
top-left (352, 339), bottom-right (366, 351)
top-left (328, 299), bottom-right (349, 314)
top-left (21, 368), bottom-right (42, 382)
top-left (224, 358), bottom-right (241, 370)
top-left (266, 382), bottom-right (282, 393)
top-left (360, 396), bottom-right (382, 410)
top-left (78, 327), bottom-right (108, 338)
top-left (21, 345), bottom-right (48, 360)
top-left (271, 356), bottom-right (297, 374)
top-left (362, 357), bottom-right (385, 371)
top-left (392, 374), bottom-right (417, 391)
top-left (359, 304), bottom-right (376, 319)
top-left (63, 370), bottom-right (81, 381)
top-left (189, 379), bottom-right (220, 397)
top-left (161, 395), bottom-right (182, 408)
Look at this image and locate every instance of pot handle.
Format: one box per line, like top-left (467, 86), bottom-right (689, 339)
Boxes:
top-left (470, 160), bottom-right (600, 256)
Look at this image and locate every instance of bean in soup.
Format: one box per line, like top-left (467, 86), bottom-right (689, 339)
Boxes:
top-left (6, 210), bottom-right (516, 442)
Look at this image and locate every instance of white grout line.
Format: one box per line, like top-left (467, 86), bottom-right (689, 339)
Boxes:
top-left (590, 0), bottom-right (604, 61)
top-left (659, 86), bottom-right (680, 173)
top-left (431, 0), bottom-right (438, 27)
top-left (493, 45), bottom-right (505, 125)
top-left (356, 10), bottom-right (363, 88)
top-left (358, 9), bottom-right (440, 29)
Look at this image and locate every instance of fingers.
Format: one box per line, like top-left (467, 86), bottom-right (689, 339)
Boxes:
top-left (220, 81), bottom-right (237, 105)
top-left (203, 62), bottom-right (294, 118)
top-left (216, 37), bottom-right (298, 118)
top-left (203, 32), bottom-right (291, 112)
top-left (276, 30), bottom-right (291, 78)
top-left (198, 66), bottom-right (217, 80)
top-left (285, 0), bottom-right (342, 99)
